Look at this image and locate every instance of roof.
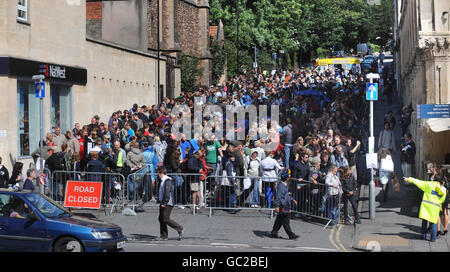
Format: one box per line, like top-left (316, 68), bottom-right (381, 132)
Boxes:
top-left (209, 26), bottom-right (218, 40)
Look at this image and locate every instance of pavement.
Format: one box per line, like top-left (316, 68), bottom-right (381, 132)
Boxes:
top-left (351, 90), bottom-right (450, 252)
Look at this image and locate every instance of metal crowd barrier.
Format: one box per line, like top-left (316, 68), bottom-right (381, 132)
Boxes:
top-left (205, 175), bottom-right (279, 217)
top-left (126, 172), bottom-right (206, 215)
top-left (288, 178), bottom-right (342, 229)
top-left (51, 170), bottom-right (126, 215)
top-left (37, 168), bottom-right (52, 196)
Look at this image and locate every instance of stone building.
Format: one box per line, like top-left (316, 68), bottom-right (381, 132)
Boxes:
top-left (396, 0), bottom-right (450, 177)
top-left (86, 0), bottom-right (212, 99)
top-left (0, 0), bottom-right (166, 172)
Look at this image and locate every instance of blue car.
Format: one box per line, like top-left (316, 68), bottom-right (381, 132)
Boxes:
top-left (0, 189), bottom-right (126, 252)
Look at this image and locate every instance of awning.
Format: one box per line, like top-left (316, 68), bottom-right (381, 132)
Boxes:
top-left (426, 118), bottom-right (450, 133)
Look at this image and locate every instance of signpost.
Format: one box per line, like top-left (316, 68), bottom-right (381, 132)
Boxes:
top-left (64, 181), bottom-right (103, 209)
top-left (366, 83), bottom-right (378, 101)
top-left (32, 75), bottom-right (45, 189)
top-left (417, 104), bottom-right (450, 119)
top-left (366, 73), bottom-right (380, 220)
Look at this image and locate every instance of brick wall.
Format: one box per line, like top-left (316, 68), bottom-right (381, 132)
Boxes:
top-left (175, 1), bottom-right (200, 56)
top-left (86, 1), bottom-right (102, 39)
top-left (148, 0), bottom-right (201, 57)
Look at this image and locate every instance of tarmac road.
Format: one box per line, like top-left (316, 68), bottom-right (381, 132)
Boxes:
top-left (93, 207), bottom-right (357, 252)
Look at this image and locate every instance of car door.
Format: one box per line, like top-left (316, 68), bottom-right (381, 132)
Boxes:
top-left (4, 195), bottom-right (49, 251)
top-left (0, 193), bottom-right (14, 250)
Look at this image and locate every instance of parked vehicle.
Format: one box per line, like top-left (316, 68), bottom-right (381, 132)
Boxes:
top-left (357, 43), bottom-right (372, 57)
top-left (0, 188), bottom-right (126, 252)
top-left (360, 60), bottom-right (373, 73)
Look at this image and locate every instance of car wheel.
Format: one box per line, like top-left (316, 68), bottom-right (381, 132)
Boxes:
top-left (53, 237), bottom-right (84, 252)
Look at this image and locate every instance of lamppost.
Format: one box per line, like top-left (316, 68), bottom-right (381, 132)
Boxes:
top-left (32, 74), bottom-right (45, 185)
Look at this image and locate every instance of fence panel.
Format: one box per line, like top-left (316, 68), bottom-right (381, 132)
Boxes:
top-left (289, 178), bottom-right (342, 228)
top-left (126, 172), bottom-right (206, 214)
top-left (51, 170), bottom-right (126, 215)
top-left (205, 175), bottom-right (279, 217)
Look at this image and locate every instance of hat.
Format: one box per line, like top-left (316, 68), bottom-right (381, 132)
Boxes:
top-left (280, 171), bottom-right (290, 182)
top-left (244, 148), bottom-right (251, 156)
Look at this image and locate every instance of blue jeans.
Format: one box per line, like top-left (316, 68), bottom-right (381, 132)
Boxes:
top-left (326, 195), bottom-right (340, 225)
top-left (284, 144), bottom-right (293, 169)
top-left (250, 177), bottom-right (259, 205)
top-left (229, 184), bottom-right (238, 207)
top-left (422, 220), bottom-right (437, 241)
top-left (52, 181), bottom-right (61, 201)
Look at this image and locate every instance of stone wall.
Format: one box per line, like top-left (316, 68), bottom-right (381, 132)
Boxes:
top-left (398, 0), bottom-right (450, 177)
top-left (86, 0), bottom-right (102, 39)
top-left (175, 1), bottom-right (201, 56)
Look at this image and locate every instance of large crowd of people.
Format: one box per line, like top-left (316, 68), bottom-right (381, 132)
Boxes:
top-left (1, 63), bottom-right (405, 224)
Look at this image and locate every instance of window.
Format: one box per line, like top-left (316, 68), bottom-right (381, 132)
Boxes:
top-left (0, 195), bottom-right (28, 219)
top-left (17, 0), bottom-right (28, 22)
top-left (17, 81), bottom-right (39, 157)
top-left (50, 84), bottom-right (72, 134)
top-left (0, 194), bottom-right (12, 217)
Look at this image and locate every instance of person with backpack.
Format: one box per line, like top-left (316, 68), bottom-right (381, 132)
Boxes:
top-left (156, 166), bottom-right (184, 241)
top-left (187, 149), bottom-right (204, 209)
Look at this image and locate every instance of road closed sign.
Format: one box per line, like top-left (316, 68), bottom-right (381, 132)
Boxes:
top-left (64, 181), bottom-right (103, 209)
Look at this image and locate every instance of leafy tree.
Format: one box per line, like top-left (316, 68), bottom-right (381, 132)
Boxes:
top-left (180, 53), bottom-right (203, 92)
top-left (209, 0), bottom-right (393, 70)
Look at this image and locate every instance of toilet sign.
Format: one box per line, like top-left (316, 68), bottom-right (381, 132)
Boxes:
top-left (64, 181), bottom-right (103, 209)
top-left (366, 83), bottom-right (378, 101)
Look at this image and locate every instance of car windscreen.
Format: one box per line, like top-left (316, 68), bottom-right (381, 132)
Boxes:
top-left (24, 193), bottom-right (71, 218)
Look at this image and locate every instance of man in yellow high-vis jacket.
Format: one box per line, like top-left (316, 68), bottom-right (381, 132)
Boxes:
top-left (404, 177), bottom-right (447, 242)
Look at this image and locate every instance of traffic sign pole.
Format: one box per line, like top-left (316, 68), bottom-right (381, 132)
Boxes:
top-left (369, 82), bottom-right (375, 220)
top-left (366, 73), bottom-right (379, 220)
top-left (32, 75), bottom-right (45, 185)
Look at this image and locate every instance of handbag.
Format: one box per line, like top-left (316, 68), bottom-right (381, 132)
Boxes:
top-left (392, 175), bottom-right (400, 192)
top-left (243, 177), bottom-right (251, 190)
top-left (380, 155), bottom-right (394, 173)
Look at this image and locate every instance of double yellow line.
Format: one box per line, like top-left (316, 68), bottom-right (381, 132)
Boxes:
top-left (329, 224), bottom-right (350, 252)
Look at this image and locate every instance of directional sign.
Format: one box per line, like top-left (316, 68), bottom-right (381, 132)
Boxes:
top-left (35, 81), bottom-right (45, 98)
top-left (417, 104), bottom-right (450, 119)
top-left (366, 83), bottom-right (378, 101)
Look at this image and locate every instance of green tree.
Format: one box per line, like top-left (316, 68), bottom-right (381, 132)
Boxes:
top-left (180, 53), bottom-right (203, 92)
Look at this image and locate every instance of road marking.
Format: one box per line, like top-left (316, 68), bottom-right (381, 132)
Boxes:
top-left (329, 227), bottom-right (341, 251)
top-left (211, 243), bottom-right (251, 248)
top-left (336, 224), bottom-right (349, 252)
top-left (127, 241), bottom-right (337, 252)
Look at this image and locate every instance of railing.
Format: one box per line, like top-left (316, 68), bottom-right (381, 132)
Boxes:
top-left (51, 170), bottom-right (126, 215)
top-left (205, 175), bottom-right (279, 217)
top-left (126, 172), bottom-right (207, 215)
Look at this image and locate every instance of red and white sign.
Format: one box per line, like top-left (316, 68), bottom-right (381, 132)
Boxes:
top-left (64, 181), bottom-right (103, 209)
